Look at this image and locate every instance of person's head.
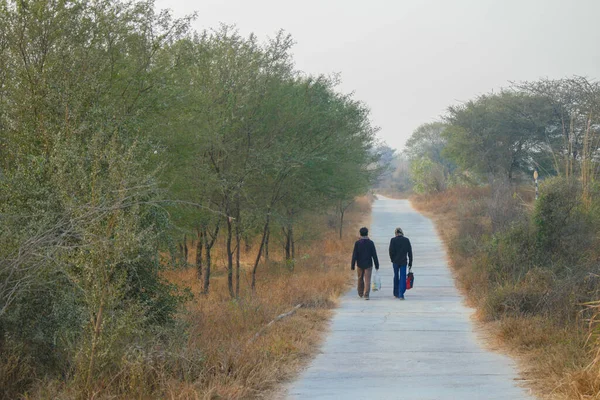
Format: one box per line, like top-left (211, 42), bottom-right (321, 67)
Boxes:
top-left (359, 227), bottom-right (369, 237)
top-left (395, 227), bottom-right (404, 237)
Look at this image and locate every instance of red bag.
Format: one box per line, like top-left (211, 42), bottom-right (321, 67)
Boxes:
top-left (406, 272), bottom-right (414, 290)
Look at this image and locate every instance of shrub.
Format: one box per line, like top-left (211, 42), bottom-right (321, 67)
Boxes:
top-left (534, 178), bottom-right (593, 256)
top-left (453, 198), bottom-right (489, 256)
top-left (410, 157), bottom-right (447, 194)
top-left (412, 184), bottom-right (600, 399)
top-left (487, 179), bottom-right (525, 233)
top-left (485, 221), bottom-right (537, 284)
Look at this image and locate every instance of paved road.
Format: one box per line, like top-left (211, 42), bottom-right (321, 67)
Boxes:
top-left (285, 196), bottom-right (534, 400)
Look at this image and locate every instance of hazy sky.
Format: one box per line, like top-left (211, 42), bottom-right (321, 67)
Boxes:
top-left (155, 0), bottom-right (600, 151)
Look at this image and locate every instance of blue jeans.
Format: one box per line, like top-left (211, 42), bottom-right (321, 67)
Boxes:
top-left (393, 263), bottom-right (407, 298)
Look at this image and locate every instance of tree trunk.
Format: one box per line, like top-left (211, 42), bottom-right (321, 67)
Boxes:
top-left (244, 235), bottom-right (251, 253)
top-left (226, 215), bottom-right (234, 298)
top-left (289, 224), bottom-right (296, 260)
top-left (290, 223), bottom-right (295, 260)
top-left (251, 212), bottom-right (271, 291)
top-left (338, 200), bottom-right (353, 239)
top-left (86, 295), bottom-right (105, 394)
top-left (203, 243), bottom-right (211, 294)
top-left (289, 210), bottom-right (294, 260)
top-left (202, 223), bottom-right (220, 294)
top-left (264, 228), bottom-right (270, 261)
top-left (202, 226), bottom-right (210, 294)
top-left (183, 234), bottom-right (188, 265)
top-left (169, 246), bottom-right (177, 267)
top-left (196, 228), bottom-right (203, 279)
top-left (283, 227), bottom-right (291, 260)
top-left (235, 210), bottom-right (241, 298)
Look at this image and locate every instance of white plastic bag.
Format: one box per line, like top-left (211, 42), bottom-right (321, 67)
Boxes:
top-left (372, 270), bottom-right (382, 291)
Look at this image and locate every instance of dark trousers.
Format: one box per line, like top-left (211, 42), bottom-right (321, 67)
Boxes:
top-left (393, 263), bottom-right (407, 298)
top-left (357, 267), bottom-right (373, 297)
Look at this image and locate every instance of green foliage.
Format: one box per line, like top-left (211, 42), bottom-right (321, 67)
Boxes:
top-left (405, 122), bottom-right (454, 170)
top-left (534, 177), bottom-right (580, 248)
top-left (410, 157), bottom-right (446, 194)
top-left (0, 0), bottom-right (378, 396)
top-left (517, 77), bottom-right (600, 181)
top-left (430, 78), bottom-right (600, 187)
top-left (148, 26), bottom-right (378, 294)
top-left (444, 184), bottom-right (600, 323)
top-left (443, 91), bottom-right (554, 181)
top-left (533, 177), bottom-right (595, 262)
top-left (0, 0), bottom-right (191, 394)
top-left (401, 122), bottom-right (456, 194)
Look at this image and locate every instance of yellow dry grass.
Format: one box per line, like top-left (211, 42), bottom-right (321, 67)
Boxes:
top-left (161, 267), bottom-right (344, 399)
top-left (157, 197), bottom-right (371, 399)
top-left (412, 188), bottom-right (598, 400)
top-left (22, 197), bottom-right (372, 400)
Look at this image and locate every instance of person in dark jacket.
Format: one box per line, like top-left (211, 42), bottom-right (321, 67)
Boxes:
top-left (389, 227), bottom-right (413, 300)
top-left (351, 227), bottom-right (379, 300)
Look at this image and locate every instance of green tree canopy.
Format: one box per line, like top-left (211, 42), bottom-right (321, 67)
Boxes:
top-left (443, 91), bottom-right (555, 181)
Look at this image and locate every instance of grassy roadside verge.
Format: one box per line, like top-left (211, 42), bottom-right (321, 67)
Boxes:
top-left (159, 197), bottom-right (371, 399)
top-left (411, 187), bottom-right (599, 400)
top-left (18, 198), bottom-right (371, 399)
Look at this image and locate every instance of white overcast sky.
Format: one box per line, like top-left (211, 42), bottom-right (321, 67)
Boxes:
top-left (155, 0), bottom-right (600, 151)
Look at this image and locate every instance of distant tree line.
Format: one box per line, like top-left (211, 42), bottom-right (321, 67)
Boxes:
top-left (385, 77), bottom-right (600, 194)
top-left (0, 0), bottom-right (379, 395)
top-left (404, 78), bottom-right (600, 398)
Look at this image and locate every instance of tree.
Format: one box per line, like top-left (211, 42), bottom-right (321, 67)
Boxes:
top-left (373, 144), bottom-right (396, 187)
top-left (0, 2), bottom-right (381, 394)
top-left (516, 77), bottom-right (600, 205)
top-left (405, 123), bottom-right (454, 170)
top-left (404, 122), bottom-right (456, 190)
top-left (444, 91), bottom-right (553, 181)
top-left (410, 157), bottom-right (447, 194)
top-left (0, 0), bottom-right (190, 392)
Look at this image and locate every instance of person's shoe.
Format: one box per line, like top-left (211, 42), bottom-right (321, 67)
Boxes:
top-left (364, 295), bottom-right (370, 300)
top-left (399, 296), bottom-right (405, 300)
top-left (358, 294), bottom-right (363, 298)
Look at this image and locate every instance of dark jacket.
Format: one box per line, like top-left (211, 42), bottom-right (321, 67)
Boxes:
top-left (389, 235), bottom-right (413, 267)
top-left (351, 238), bottom-right (379, 270)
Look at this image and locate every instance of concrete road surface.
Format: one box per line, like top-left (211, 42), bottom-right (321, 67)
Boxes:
top-left (285, 196), bottom-right (534, 400)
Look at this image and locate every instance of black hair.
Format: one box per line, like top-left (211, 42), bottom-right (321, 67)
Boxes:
top-left (359, 227), bottom-right (368, 237)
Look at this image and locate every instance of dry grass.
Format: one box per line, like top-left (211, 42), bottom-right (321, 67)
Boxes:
top-left (412, 187), bottom-right (490, 305)
top-left (157, 199), bottom-right (371, 399)
top-left (492, 317), bottom-right (591, 399)
top-left (19, 198), bottom-right (371, 399)
top-left (161, 265), bottom-right (345, 399)
top-left (412, 187), bottom-right (599, 400)
top-left (0, 344), bottom-right (34, 398)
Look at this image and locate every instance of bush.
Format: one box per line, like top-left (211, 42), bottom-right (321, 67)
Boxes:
top-left (410, 157), bottom-right (447, 194)
top-left (0, 341), bottom-right (35, 399)
top-left (534, 177), bottom-right (595, 259)
top-left (484, 221), bottom-right (537, 284)
top-left (412, 184), bottom-right (600, 399)
top-left (487, 179), bottom-right (525, 233)
top-left (453, 197), bottom-right (488, 256)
